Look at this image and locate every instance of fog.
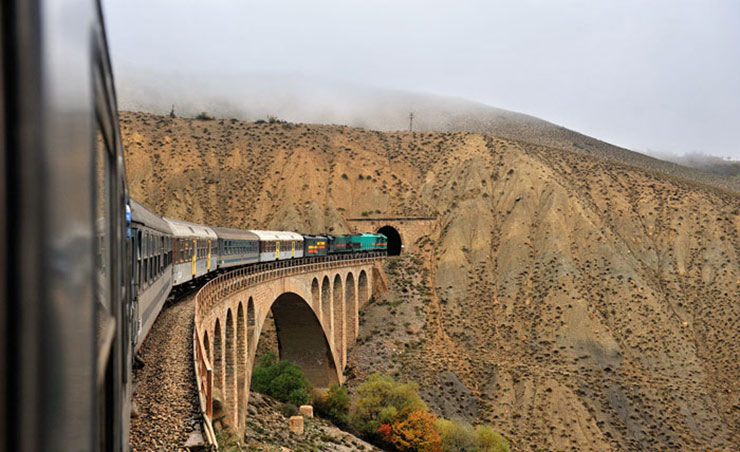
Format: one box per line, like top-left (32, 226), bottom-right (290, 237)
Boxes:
top-left (103, 0), bottom-right (740, 158)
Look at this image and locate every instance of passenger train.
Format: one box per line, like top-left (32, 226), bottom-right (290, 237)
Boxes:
top-left (0, 1), bottom-right (386, 451)
top-left (130, 199), bottom-right (387, 351)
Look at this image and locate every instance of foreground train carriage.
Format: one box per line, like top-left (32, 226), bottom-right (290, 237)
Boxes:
top-left (251, 230), bottom-right (304, 262)
top-left (164, 218), bottom-right (218, 285)
top-left (129, 200), bottom-right (174, 350)
top-left (211, 226), bottom-right (260, 269)
top-left (1, 0), bottom-right (136, 448)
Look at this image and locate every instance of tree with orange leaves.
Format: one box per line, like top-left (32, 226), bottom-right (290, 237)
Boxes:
top-left (387, 409), bottom-right (442, 452)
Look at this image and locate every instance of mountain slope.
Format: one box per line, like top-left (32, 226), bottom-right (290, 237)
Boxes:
top-left (121, 111), bottom-right (740, 451)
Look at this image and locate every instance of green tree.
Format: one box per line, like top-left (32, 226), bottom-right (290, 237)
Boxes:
top-left (435, 419), bottom-right (509, 452)
top-left (475, 425), bottom-right (509, 452)
top-left (436, 418), bottom-right (476, 452)
top-left (251, 352), bottom-right (310, 406)
top-left (313, 384), bottom-right (350, 427)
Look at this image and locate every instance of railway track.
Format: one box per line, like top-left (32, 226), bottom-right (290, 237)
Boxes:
top-left (129, 291), bottom-right (202, 451)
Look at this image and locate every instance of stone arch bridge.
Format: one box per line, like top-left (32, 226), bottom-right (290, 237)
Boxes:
top-left (193, 254), bottom-right (384, 443)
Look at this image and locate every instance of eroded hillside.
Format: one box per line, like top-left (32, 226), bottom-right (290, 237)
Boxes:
top-left (121, 111), bottom-right (740, 451)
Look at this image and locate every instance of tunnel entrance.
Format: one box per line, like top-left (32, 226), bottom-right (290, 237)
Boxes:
top-left (269, 292), bottom-right (340, 388)
top-left (378, 225), bottom-right (402, 256)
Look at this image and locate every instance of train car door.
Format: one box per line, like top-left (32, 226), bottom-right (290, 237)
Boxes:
top-left (276, 241), bottom-right (280, 259)
top-left (192, 238), bottom-right (197, 276)
top-left (207, 239), bottom-right (211, 271)
top-left (291, 241), bottom-right (295, 257)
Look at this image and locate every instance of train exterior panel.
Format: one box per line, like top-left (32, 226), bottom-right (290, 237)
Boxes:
top-left (164, 218), bottom-right (218, 285)
top-left (251, 230), bottom-right (305, 262)
top-left (328, 234), bottom-right (352, 253)
top-left (129, 200), bottom-right (174, 350)
top-left (303, 234), bottom-right (329, 257)
top-left (349, 233), bottom-right (388, 252)
top-left (212, 226), bottom-right (260, 269)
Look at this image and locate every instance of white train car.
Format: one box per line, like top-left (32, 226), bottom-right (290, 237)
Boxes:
top-left (164, 217), bottom-right (218, 285)
top-left (251, 230), bottom-right (305, 262)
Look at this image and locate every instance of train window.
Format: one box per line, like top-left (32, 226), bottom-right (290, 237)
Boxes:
top-left (136, 230), bottom-right (142, 288)
top-left (146, 234), bottom-right (150, 284)
top-left (94, 113), bottom-right (116, 405)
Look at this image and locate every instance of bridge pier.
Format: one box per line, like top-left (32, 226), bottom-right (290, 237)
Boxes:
top-left (193, 256), bottom-right (384, 443)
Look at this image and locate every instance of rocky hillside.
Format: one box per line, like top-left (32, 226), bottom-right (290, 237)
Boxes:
top-left (231, 391), bottom-right (380, 452)
top-left (121, 111), bottom-right (740, 451)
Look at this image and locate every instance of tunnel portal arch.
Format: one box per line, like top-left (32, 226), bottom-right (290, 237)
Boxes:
top-left (378, 225), bottom-right (402, 256)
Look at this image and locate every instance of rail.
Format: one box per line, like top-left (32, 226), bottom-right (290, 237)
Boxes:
top-left (192, 252), bottom-right (386, 447)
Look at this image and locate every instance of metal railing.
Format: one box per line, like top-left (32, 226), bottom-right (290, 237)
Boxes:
top-left (192, 252), bottom-right (385, 447)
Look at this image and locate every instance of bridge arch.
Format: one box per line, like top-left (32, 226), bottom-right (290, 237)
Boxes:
top-left (345, 272), bottom-right (357, 344)
top-left (378, 225), bottom-right (402, 255)
top-left (311, 277), bottom-right (320, 314)
top-left (247, 297), bottom-right (255, 354)
top-left (213, 319), bottom-right (223, 413)
top-left (321, 276), bottom-right (331, 330)
top-left (225, 309), bottom-right (236, 426)
top-left (333, 275), bottom-right (345, 367)
top-left (359, 270), bottom-right (369, 307)
top-left (267, 292), bottom-right (340, 388)
top-left (236, 303), bottom-right (247, 428)
top-left (204, 330), bottom-right (211, 362)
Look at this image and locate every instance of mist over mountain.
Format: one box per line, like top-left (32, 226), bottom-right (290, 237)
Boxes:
top-left (117, 70), bottom-right (740, 193)
top-left (116, 69), bottom-right (491, 130)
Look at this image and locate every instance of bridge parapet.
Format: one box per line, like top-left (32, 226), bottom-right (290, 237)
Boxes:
top-left (193, 254), bottom-right (385, 445)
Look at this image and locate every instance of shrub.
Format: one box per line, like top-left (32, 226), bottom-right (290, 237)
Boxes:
top-left (475, 425), bottom-right (509, 452)
top-left (350, 374), bottom-right (426, 440)
top-left (436, 419), bottom-right (476, 452)
top-left (195, 111), bottom-right (214, 120)
top-left (385, 409), bottom-right (441, 452)
top-left (313, 384), bottom-right (350, 427)
top-left (435, 419), bottom-right (509, 452)
top-left (251, 352), bottom-right (311, 406)
top-left (279, 402), bottom-right (298, 418)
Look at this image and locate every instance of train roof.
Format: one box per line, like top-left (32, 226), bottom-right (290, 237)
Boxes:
top-left (210, 226), bottom-right (259, 241)
top-left (163, 217), bottom-right (218, 240)
top-left (248, 230), bottom-right (304, 242)
top-left (349, 233), bottom-right (385, 238)
top-left (129, 199), bottom-right (172, 235)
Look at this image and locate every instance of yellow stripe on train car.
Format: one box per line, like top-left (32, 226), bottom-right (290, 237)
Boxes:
top-left (192, 239), bottom-right (197, 275)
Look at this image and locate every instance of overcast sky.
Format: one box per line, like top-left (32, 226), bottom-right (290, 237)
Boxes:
top-left (103, 0), bottom-right (740, 158)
